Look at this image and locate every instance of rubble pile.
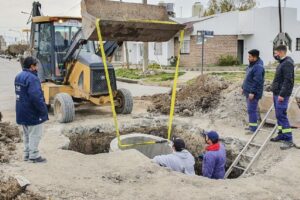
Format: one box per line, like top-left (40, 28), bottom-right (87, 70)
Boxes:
top-left (0, 122), bottom-right (21, 163)
top-left (145, 75), bottom-right (229, 116)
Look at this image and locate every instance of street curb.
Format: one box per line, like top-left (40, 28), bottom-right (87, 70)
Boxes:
top-left (116, 77), bottom-right (140, 84)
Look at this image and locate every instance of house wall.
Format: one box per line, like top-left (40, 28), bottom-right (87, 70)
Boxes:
top-left (121, 41), bottom-right (173, 66)
top-left (174, 35), bottom-right (238, 67)
top-left (113, 7), bottom-right (300, 67)
top-left (148, 40), bottom-right (174, 66)
top-left (191, 7), bottom-right (300, 65)
top-left (238, 7), bottom-right (300, 65)
top-left (192, 11), bottom-right (239, 36)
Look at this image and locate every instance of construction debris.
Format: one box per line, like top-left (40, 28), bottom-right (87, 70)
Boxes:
top-left (144, 75), bottom-right (229, 116)
top-left (0, 174), bottom-right (45, 200)
top-left (0, 122), bottom-right (21, 163)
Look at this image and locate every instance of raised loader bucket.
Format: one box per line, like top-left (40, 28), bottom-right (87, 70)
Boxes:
top-left (81, 0), bottom-right (185, 42)
top-left (259, 92), bottom-right (300, 128)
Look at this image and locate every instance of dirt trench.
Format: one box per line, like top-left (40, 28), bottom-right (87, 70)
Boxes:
top-left (63, 117), bottom-right (245, 178)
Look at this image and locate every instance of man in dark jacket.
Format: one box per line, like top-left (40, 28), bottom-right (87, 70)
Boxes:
top-left (15, 56), bottom-right (48, 162)
top-left (270, 45), bottom-right (295, 150)
top-left (201, 131), bottom-right (226, 179)
top-left (242, 49), bottom-right (265, 134)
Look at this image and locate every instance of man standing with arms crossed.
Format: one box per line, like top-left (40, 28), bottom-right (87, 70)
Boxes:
top-left (270, 45), bottom-right (295, 150)
top-left (15, 56), bottom-right (48, 162)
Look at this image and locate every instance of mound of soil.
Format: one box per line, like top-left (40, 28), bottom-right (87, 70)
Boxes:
top-left (144, 75), bottom-right (229, 116)
top-left (207, 83), bottom-right (248, 127)
top-left (0, 175), bottom-right (45, 200)
top-left (0, 122), bottom-right (21, 163)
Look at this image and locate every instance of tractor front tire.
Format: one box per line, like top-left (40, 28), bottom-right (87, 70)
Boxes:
top-left (54, 93), bottom-right (75, 123)
top-left (115, 88), bottom-right (133, 114)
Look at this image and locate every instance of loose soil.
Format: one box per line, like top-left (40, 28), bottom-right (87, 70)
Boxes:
top-left (207, 83), bottom-right (248, 127)
top-left (0, 175), bottom-right (45, 200)
top-left (0, 122), bottom-right (21, 163)
top-left (144, 75), bottom-right (229, 116)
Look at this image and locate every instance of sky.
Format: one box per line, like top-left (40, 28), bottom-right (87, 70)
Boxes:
top-left (0, 0), bottom-right (300, 44)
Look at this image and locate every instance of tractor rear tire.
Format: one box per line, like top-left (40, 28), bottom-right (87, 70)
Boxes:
top-left (115, 88), bottom-right (133, 114)
top-left (54, 93), bottom-right (75, 123)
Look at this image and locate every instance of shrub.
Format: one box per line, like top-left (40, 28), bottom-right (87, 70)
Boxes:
top-left (148, 63), bottom-right (161, 70)
top-left (217, 55), bottom-right (240, 66)
top-left (168, 56), bottom-right (178, 67)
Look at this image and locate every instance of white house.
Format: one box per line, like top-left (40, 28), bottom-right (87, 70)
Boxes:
top-left (191, 7), bottom-right (300, 65)
top-left (114, 40), bottom-right (174, 66)
top-left (113, 7), bottom-right (300, 67)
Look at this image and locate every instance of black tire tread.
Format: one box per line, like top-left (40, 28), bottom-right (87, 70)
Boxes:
top-left (115, 88), bottom-right (133, 114)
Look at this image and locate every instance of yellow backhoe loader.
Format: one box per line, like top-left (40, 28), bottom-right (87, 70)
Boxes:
top-left (26, 0), bottom-right (184, 123)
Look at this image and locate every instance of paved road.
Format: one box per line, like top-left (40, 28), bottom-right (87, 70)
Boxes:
top-left (117, 81), bottom-right (169, 97)
top-left (0, 58), bottom-right (169, 116)
top-left (0, 58), bottom-right (21, 113)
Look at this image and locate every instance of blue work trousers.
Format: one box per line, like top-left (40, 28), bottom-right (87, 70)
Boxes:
top-left (273, 96), bottom-right (293, 142)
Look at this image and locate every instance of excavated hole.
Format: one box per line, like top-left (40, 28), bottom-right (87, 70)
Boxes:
top-left (110, 133), bottom-right (173, 159)
top-left (65, 119), bottom-right (245, 178)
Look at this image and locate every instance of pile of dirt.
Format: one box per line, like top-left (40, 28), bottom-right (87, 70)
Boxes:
top-left (144, 75), bottom-right (229, 116)
top-left (0, 175), bottom-right (45, 200)
top-left (206, 83), bottom-right (248, 127)
top-left (0, 122), bottom-right (21, 163)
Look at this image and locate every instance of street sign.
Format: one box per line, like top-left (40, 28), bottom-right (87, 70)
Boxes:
top-left (200, 30), bottom-right (214, 37)
top-left (196, 30), bottom-right (214, 75)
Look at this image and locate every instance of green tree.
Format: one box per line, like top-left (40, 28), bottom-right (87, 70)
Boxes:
top-left (204, 0), bottom-right (256, 16)
top-left (220, 0), bottom-right (236, 13)
top-left (205, 0), bottom-right (219, 16)
top-left (238, 0), bottom-right (256, 11)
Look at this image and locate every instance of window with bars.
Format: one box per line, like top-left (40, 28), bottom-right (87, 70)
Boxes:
top-left (154, 42), bottom-right (163, 55)
top-left (296, 38), bottom-right (300, 51)
top-left (180, 40), bottom-right (190, 54)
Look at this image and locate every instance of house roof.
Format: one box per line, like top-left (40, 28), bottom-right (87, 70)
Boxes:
top-left (172, 16), bottom-right (215, 24)
top-left (172, 16), bottom-right (215, 34)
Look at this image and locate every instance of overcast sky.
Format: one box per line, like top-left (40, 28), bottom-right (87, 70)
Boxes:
top-left (1, 0), bottom-right (300, 43)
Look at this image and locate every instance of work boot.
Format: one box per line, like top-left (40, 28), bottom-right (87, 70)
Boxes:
top-left (270, 134), bottom-right (284, 142)
top-left (280, 141), bottom-right (295, 150)
top-left (29, 156), bottom-right (47, 163)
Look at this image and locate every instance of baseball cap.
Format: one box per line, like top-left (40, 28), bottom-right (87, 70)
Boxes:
top-left (202, 131), bottom-right (219, 143)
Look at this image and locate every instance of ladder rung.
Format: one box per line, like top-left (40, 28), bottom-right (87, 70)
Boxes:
top-left (233, 165), bottom-right (246, 171)
top-left (249, 142), bottom-right (262, 147)
top-left (266, 119), bottom-right (277, 124)
top-left (259, 129), bottom-right (270, 132)
top-left (241, 153), bottom-right (254, 158)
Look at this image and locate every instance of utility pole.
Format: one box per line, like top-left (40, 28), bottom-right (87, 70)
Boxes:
top-left (282, 0), bottom-right (287, 32)
top-left (142, 0), bottom-right (149, 72)
top-left (278, 0), bottom-right (282, 33)
top-left (120, 0), bottom-right (130, 69)
top-left (22, 29), bottom-right (31, 45)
